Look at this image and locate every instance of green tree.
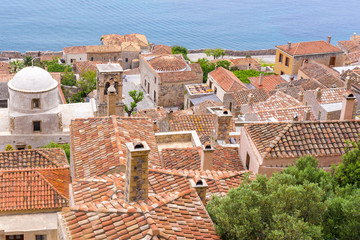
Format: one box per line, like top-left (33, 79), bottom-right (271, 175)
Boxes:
top-left (77, 70), bottom-right (97, 95)
top-left (332, 140), bottom-right (360, 187)
top-left (171, 45), bottom-right (189, 60)
top-left (61, 68), bottom-right (76, 86)
top-left (42, 141), bottom-right (70, 162)
top-left (9, 60), bottom-right (24, 73)
top-left (207, 156), bottom-right (360, 240)
top-left (125, 90), bottom-right (144, 116)
top-left (43, 57), bottom-right (72, 72)
top-left (197, 58), bottom-right (215, 83)
top-left (216, 60), bottom-right (231, 70)
top-left (5, 144), bottom-right (14, 151)
top-left (204, 48), bottom-right (226, 59)
top-left (23, 56), bottom-right (33, 67)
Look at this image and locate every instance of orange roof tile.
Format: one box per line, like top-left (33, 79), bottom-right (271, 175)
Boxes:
top-left (63, 46), bottom-right (87, 54)
top-left (276, 40), bottom-right (343, 56)
top-left (249, 75), bottom-right (285, 92)
top-left (232, 88), bottom-right (269, 106)
top-left (312, 88), bottom-right (351, 104)
top-left (0, 62), bottom-right (9, 74)
top-left (250, 91), bottom-right (302, 112)
top-left (148, 55), bottom-right (187, 72)
top-left (337, 40), bottom-right (360, 53)
top-left (254, 106), bottom-right (315, 121)
top-left (209, 67), bottom-right (247, 92)
top-left (152, 45), bottom-right (172, 55)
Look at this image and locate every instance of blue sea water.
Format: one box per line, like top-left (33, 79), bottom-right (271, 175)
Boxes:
top-left (0, 0), bottom-right (359, 52)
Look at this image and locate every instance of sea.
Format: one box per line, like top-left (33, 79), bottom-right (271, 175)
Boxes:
top-left (0, 0), bottom-right (359, 52)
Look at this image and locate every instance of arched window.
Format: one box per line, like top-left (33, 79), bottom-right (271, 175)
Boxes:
top-left (104, 82), bottom-right (110, 95)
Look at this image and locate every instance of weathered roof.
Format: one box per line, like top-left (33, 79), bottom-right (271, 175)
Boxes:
top-left (276, 40), bottom-right (343, 56)
top-left (209, 67), bottom-right (247, 92)
top-left (148, 55), bottom-right (187, 72)
top-left (250, 91), bottom-right (302, 112)
top-left (310, 88), bottom-right (351, 104)
top-left (101, 34), bottom-right (125, 46)
top-left (245, 120), bottom-right (360, 159)
top-left (63, 46), bottom-right (87, 54)
top-left (248, 75), bottom-right (285, 93)
top-left (124, 33), bottom-right (149, 48)
top-left (96, 62), bottom-right (123, 72)
top-left (158, 63), bottom-right (203, 83)
top-left (0, 62), bottom-right (9, 74)
top-left (70, 116), bottom-right (161, 179)
top-left (0, 148), bottom-right (70, 212)
top-left (121, 41), bottom-right (141, 52)
top-left (337, 40), bottom-right (360, 53)
top-left (133, 107), bottom-right (168, 122)
top-left (74, 61), bottom-right (102, 74)
top-left (152, 45), bottom-right (172, 55)
top-left (86, 45), bottom-right (122, 53)
top-left (253, 106), bottom-right (314, 121)
top-left (193, 100), bottom-right (223, 115)
top-left (232, 88), bottom-right (269, 105)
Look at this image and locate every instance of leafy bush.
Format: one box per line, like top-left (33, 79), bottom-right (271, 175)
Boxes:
top-left (232, 69), bottom-right (274, 83)
top-left (42, 141), bottom-right (70, 162)
top-left (61, 68), bottom-right (76, 86)
top-left (5, 144), bottom-right (14, 151)
top-left (171, 45), bottom-right (189, 60)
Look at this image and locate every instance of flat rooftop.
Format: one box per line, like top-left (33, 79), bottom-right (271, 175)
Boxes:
top-left (186, 83), bottom-right (213, 96)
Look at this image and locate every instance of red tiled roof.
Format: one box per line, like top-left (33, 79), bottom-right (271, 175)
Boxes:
top-left (149, 55), bottom-right (187, 72)
top-left (209, 67), bottom-right (247, 92)
top-left (276, 40), bottom-right (343, 56)
top-left (346, 51), bottom-right (360, 63)
top-left (0, 148), bottom-right (70, 212)
top-left (70, 116), bottom-right (161, 179)
top-left (245, 120), bottom-right (360, 159)
top-left (133, 107), bottom-right (168, 121)
top-left (232, 88), bottom-right (269, 106)
top-left (337, 40), bottom-right (360, 53)
top-left (101, 34), bottom-right (125, 46)
top-left (249, 75), bottom-right (285, 92)
top-left (74, 61), bottom-right (102, 74)
top-left (312, 88), bottom-right (351, 104)
top-left (254, 106), bottom-right (315, 121)
top-left (0, 62), bottom-right (9, 74)
top-left (158, 63), bottom-right (203, 83)
top-left (250, 91), bottom-right (302, 112)
top-left (193, 100), bottom-right (223, 115)
top-left (63, 46), bottom-right (87, 54)
top-left (152, 45), bottom-right (172, 55)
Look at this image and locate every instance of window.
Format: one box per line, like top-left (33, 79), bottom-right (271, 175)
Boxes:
top-left (285, 57), bottom-right (290, 67)
top-left (114, 56), bottom-right (116, 61)
top-left (214, 87), bottom-right (217, 94)
top-left (33, 121), bottom-right (41, 132)
top-left (154, 91), bottom-right (156, 102)
top-left (209, 81), bottom-right (212, 89)
top-left (329, 57), bottom-right (336, 66)
top-left (318, 111), bottom-right (322, 120)
top-left (246, 153), bottom-right (250, 170)
top-left (36, 235), bottom-right (46, 240)
top-left (147, 82), bottom-right (150, 93)
top-left (154, 77), bottom-right (156, 83)
top-left (104, 82), bottom-right (110, 95)
top-left (0, 99), bottom-right (7, 108)
top-left (6, 235), bottom-right (24, 240)
top-left (90, 57), bottom-right (94, 61)
top-left (70, 59), bottom-right (73, 63)
top-left (125, 58), bottom-right (128, 62)
top-left (279, 53), bottom-right (283, 63)
top-left (32, 99), bottom-right (40, 109)
top-left (280, 71), bottom-right (284, 75)
top-left (229, 102), bottom-right (232, 112)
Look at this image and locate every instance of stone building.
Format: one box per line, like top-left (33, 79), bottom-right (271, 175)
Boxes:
top-left (240, 120), bottom-right (360, 176)
top-left (211, 57), bottom-right (261, 71)
top-left (95, 63), bottom-right (125, 117)
top-left (0, 66), bottom-right (95, 150)
top-left (337, 33), bottom-right (360, 65)
top-left (274, 39), bottom-right (345, 75)
top-left (86, 45), bottom-right (122, 62)
top-left (0, 148), bottom-right (70, 240)
top-left (140, 54), bottom-right (203, 107)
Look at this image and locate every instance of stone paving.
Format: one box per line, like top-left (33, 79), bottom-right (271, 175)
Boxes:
top-left (122, 74), bottom-right (155, 111)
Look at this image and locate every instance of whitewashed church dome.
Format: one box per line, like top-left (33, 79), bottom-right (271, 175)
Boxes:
top-left (8, 66), bottom-right (58, 92)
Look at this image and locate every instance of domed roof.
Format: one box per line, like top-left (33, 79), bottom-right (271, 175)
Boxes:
top-left (8, 66), bottom-right (58, 92)
top-left (149, 55), bottom-right (187, 72)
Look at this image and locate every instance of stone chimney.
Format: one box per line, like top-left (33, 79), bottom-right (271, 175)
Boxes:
top-left (124, 141), bottom-right (151, 202)
top-left (189, 177), bottom-right (208, 205)
top-left (345, 76), bottom-right (352, 90)
top-left (213, 108), bottom-right (232, 142)
top-left (298, 92), bottom-right (304, 103)
top-left (107, 84), bottom-right (117, 116)
top-left (293, 115), bottom-right (299, 121)
top-left (340, 93), bottom-right (356, 120)
top-left (327, 36), bottom-right (332, 43)
top-left (247, 93), bottom-right (254, 105)
top-left (258, 74), bottom-right (264, 86)
top-left (287, 41), bottom-right (291, 50)
top-left (315, 88), bottom-right (322, 100)
top-left (167, 109), bottom-right (174, 120)
top-left (290, 76), bottom-right (294, 82)
top-left (201, 142), bottom-right (215, 171)
top-left (304, 110), bottom-right (311, 121)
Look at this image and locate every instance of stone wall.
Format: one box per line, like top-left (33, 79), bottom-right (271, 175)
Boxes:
top-left (0, 50), bottom-right (63, 59)
top-left (0, 134), bottom-right (70, 151)
top-left (121, 51), bottom-right (140, 70)
top-left (188, 48), bottom-right (276, 56)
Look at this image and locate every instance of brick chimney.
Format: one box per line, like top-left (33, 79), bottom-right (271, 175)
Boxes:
top-left (327, 36), bottom-right (332, 43)
top-left (345, 76), bottom-right (352, 90)
top-left (189, 177), bottom-right (208, 205)
top-left (304, 110), bottom-right (311, 121)
top-left (298, 92), bottom-right (304, 103)
top-left (287, 42), bottom-right (291, 50)
top-left (247, 93), bottom-right (254, 105)
top-left (340, 93), bottom-right (356, 120)
top-left (315, 88), bottom-right (322, 100)
top-left (107, 84), bottom-right (117, 116)
top-left (213, 108), bottom-right (232, 142)
top-left (258, 73), bottom-right (264, 86)
top-left (124, 141), bottom-right (151, 202)
top-left (201, 142), bottom-right (215, 171)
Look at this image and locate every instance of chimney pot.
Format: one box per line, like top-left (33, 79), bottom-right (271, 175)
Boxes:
top-left (304, 110), bottom-right (311, 121)
top-left (189, 178), bottom-right (208, 205)
top-left (259, 73), bottom-right (264, 86)
top-left (345, 77), bottom-right (352, 90)
top-left (248, 93), bottom-right (254, 105)
top-left (327, 36), bottom-right (332, 43)
top-left (287, 41), bottom-right (291, 50)
top-left (315, 88), bottom-right (322, 100)
top-left (201, 144), bottom-right (215, 171)
top-left (293, 115), bottom-right (299, 121)
top-left (340, 93), bottom-right (357, 120)
top-left (298, 92), bottom-right (304, 103)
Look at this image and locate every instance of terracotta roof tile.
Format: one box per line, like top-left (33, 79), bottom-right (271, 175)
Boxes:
top-left (346, 51), bottom-right (360, 63)
top-left (337, 40), bottom-right (360, 53)
top-left (101, 34), bottom-right (125, 46)
top-left (249, 75), bottom-right (285, 92)
top-left (277, 40), bottom-right (343, 56)
top-left (74, 61), bottom-right (102, 74)
top-left (0, 62), bottom-right (9, 74)
top-left (232, 88), bottom-right (269, 105)
top-left (193, 100), bottom-right (223, 115)
top-left (86, 45), bottom-right (122, 53)
top-left (133, 107), bottom-right (168, 122)
top-left (149, 55), bottom-right (187, 72)
top-left (254, 106), bottom-right (315, 121)
top-left (250, 91), bottom-right (302, 112)
top-left (209, 67), bottom-right (247, 92)
top-left (152, 45), bottom-right (172, 55)
top-left (245, 120), bottom-right (360, 159)
top-left (63, 46), bottom-right (87, 54)
top-left (70, 116), bottom-right (161, 179)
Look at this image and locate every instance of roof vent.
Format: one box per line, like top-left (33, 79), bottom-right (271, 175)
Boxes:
top-left (196, 180), bottom-right (203, 186)
top-left (134, 142), bottom-right (144, 149)
top-left (205, 142), bottom-right (212, 149)
top-left (223, 108), bottom-right (228, 114)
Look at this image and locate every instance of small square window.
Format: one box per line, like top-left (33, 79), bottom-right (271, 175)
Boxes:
top-left (36, 235), bottom-right (46, 240)
top-left (33, 121), bottom-right (41, 132)
top-left (279, 53), bottom-right (283, 63)
top-left (32, 99), bottom-right (40, 109)
top-left (125, 58), bottom-right (129, 62)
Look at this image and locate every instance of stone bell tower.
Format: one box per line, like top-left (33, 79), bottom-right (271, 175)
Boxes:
top-left (96, 63), bottom-right (125, 116)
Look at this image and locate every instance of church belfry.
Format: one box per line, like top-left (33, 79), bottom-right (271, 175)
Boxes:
top-left (96, 63), bottom-right (125, 116)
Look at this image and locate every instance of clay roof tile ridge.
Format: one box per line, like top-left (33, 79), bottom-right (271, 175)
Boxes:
top-left (262, 123), bottom-right (293, 159)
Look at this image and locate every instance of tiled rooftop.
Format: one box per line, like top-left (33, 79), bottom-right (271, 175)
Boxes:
top-left (101, 34), bottom-right (125, 46)
top-left (133, 107), bottom-right (168, 122)
top-left (0, 62), bottom-right (9, 74)
top-left (250, 91), bottom-right (302, 112)
top-left (193, 100), bottom-right (223, 115)
top-left (74, 61), bottom-right (102, 74)
top-left (254, 106), bottom-right (315, 122)
top-left (158, 63), bottom-right (203, 83)
top-left (248, 75), bottom-right (285, 93)
top-left (245, 120), bottom-right (360, 159)
top-left (313, 88), bottom-right (351, 104)
top-left (63, 46), bottom-right (87, 54)
top-left (86, 45), bottom-right (122, 53)
top-left (337, 40), bottom-right (360, 53)
top-left (70, 116), bottom-right (161, 178)
top-left (148, 55), bottom-right (187, 72)
top-left (152, 45), bottom-right (172, 55)
top-left (209, 67), bottom-right (247, 92)
top-left (276, 40), bottom-right (343, 56)
top-left (0, 148), bottom-right (70, 212)
top-left (186, 83), bottom-right (213, 95)
top-left (232, 88), bottom-right (269, 105)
